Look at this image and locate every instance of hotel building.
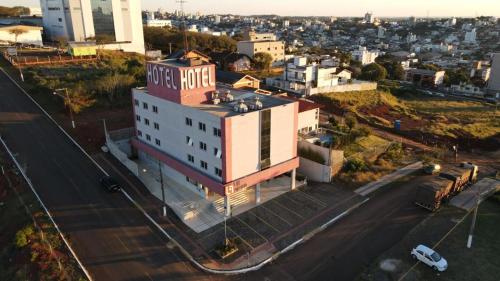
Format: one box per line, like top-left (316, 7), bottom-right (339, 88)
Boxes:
top-left (131, 54), bottom-right (299, 217)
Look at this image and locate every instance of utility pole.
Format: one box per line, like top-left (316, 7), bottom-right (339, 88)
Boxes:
top-left (176, 0), bottom-right (189, 52)
top-left (158, 160), bottom-right (167, 217)
top-left (169, 42), bottom-right (173, 55)
top-left (53, 88), bottom-right (75, 129)
top-left (453, 145), bottom-right (458, 163)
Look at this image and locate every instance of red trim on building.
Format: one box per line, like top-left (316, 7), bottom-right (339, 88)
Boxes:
top-left (132, 138), bottom-right (226, 195)
top-left (132, 138), bottom-right (299, 197)
top-left (221, 117), bottom-right (232, 183)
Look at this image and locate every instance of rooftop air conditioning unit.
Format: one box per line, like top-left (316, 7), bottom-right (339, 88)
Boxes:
top-left (223, 90), bottom-right (234, 102)
top-left (233, 99), bottom-right (248, 113)
top-left (249, 96), bottom-right (263, 110)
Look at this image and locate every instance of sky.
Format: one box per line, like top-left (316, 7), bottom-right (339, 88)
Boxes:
top-left (2, 0), bottom-right (500, 17)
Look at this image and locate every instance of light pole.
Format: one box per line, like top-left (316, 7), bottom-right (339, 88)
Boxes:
top-left (158, 160), bottom-right (167, 217)
top-left (53, 88), bottom-right (75, 129)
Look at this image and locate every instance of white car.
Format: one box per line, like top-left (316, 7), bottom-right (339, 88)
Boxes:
top-left (411, 245), bottom-right (448, 272)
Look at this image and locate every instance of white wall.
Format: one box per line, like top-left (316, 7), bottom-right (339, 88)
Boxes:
top-left (229, 111), bottom-right (261, 180)
top-left (133, 89), bottom-right (223, 182)
top-left (298, 109), bottom-right (319, 133)
top-left (0, 29), bottom-right (43, 46)
top-left (270, 103), bottom-right (296, 166)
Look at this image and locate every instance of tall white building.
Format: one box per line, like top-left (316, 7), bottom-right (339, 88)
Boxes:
top-left (487, 53), bottom-right (500, 94)
top-left (377, 26), bottom-right (386, 39)
top-left (351, 46), bottom-right (380, 65)
top-left (364, 12), bottom-right (374, 24)
top-left (464, 28), bottom-right (477, 44)
top-left (39, 0), bottom-right (145, 54)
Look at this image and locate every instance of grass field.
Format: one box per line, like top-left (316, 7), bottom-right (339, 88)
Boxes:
top-left (313, 90), bottom-right (499, 142)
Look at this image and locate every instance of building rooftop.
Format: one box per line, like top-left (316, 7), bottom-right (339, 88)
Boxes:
top-left (135, 85), bottom-right (294, 118)
top-left (192, 85), bottom-right (294, 117)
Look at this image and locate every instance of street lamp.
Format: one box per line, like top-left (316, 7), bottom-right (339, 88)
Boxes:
top-left (53, 88), bottom-right (75, 129)
top-left (467, 184), bottom-right (481, 248)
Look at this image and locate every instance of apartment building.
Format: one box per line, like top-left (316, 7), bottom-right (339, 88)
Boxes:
top-left (264, 56), bottom-right (376, 96)
top-left (39, 0), bottom-right (145, 54)
top-left (405, 68), bottom-right (446, 87)
top-left (131, 54), bottom-right (299, 216)
top-left (243, 30), bottom-right (277, 41)
top-left (237, 40), bottom-right (285, 65)
top-left (487, 53), bottom-right (500, 94)
top-left (351, 46), bottom-right (381, 65)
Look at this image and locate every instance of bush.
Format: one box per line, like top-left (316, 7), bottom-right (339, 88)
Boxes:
top-left (344, 158), bottom-right (367, 172)
top-left (15, 225), bottom-right (34, 248)
top-left (298, 147), bottom-right (326, 164)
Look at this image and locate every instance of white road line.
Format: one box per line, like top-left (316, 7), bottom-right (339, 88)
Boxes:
top-left (0, 136), bottom-right (94, 281)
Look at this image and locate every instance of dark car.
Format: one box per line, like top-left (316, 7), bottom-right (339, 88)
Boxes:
top-left (100, 176), bottom-right (121, 192)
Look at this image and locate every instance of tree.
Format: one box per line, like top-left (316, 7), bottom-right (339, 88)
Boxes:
top-left (9, 27), bottom-right (27, 44)
top-left (94, 74), bottom-right (136, 102)
top-left (445, 68), bottom-right (470, 86)
top-left (360, 63), bottom-right (387, 81)
top-left (253, 52), bottom-right (273, 71)
top-left (66, 82), bottom-right (96, 114)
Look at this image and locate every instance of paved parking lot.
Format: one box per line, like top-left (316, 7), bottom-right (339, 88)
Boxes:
top-left (191, 182), bottom-right (365, 261)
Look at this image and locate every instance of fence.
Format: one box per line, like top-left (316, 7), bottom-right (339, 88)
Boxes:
top-left (105, 128), bottom-right (139, 176)
top-left (2, 52), bottom-right (97, 67)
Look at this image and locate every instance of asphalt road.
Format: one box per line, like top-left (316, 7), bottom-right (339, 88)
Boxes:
top-left (0, 69), bottom-right (220, 281)
top-left (0, 68), bottom-right (429, 281)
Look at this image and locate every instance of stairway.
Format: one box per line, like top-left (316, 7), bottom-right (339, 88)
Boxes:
top-left (212, 187), bottom-right (254, 215)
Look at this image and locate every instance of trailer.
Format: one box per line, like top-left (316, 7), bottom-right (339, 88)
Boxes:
top-left (439, 167), bottom-right (473, 194)
top-left (415, 177), bottom-right (454, 211)
top-left (460, 162), bottom-right (479, 183)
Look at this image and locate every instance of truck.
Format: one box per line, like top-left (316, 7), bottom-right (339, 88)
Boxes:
top-left (439, 166), bottom-right (474, 194)
top-left (460, 162), bottom-right (479, 183)
top-left (415, 177), bottom-right (454, 211)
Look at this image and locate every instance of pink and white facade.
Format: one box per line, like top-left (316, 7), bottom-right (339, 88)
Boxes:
top-left (131, 57), bottom-right (299, 215)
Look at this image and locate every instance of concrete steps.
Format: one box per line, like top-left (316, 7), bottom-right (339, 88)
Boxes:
top-left (212, 188), bottom-right (253, 214)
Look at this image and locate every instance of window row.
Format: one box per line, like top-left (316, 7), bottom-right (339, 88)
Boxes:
top-left (185, 136), bottom-right (222, 158)
top-left (137, 130), bottom-right (161, 147)
top-left (185, 117), bottom-right (221, 137)
top-left (187, 154), bottom-right (222, 178)
top-left (136, 115), bottom-right (159, 130)
top-left (134, 99), bottom-right (158, 113)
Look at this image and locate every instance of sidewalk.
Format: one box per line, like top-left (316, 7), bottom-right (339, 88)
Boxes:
top-left (355, 161), bottom-right (423, 196)
top-left (93, 152), bottom-right (367, 270)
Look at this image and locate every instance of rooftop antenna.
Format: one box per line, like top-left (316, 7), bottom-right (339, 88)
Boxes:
top-left (176, 0), bottom-right (189, 53)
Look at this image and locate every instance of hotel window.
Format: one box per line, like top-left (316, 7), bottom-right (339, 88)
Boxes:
top-left (215, 167), bottom-right (222, 177)
top-left (137, 130), bottom-right (142, 137)
top-left (185, 117), bottom-right (193, 126)
top-left (186, 136), bottom-right (193, 146)
top-left (200, 160), bottom-right (208, 170)
top-left (152, 105), bottom-right (158, 113)
top-left (188, 154), bottom-right (194, 163)
top-left (146, 134), bottom-right (151, 141)
top-left (136, 115), bottom-right (141, 121)
top-left (155, 139), bottom-right (161, 146)
top-left (214, 147), bottom-right (221, 158)
top-left (134, 99), bottom-right (139, 106)
top-left (198, 122), bottom-right (206, 132)
top-left (144, 118), bottom-right (150, 126)
top-left (143, 102), bottom-right (148, 110)
top-left (154, 122), bottom-right (159, 130)
top-left (213, 127), bottom-right (221, 137)
top-left (199, 142), bottom-right (207, 151)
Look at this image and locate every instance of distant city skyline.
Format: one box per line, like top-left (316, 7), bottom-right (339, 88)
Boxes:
top-left (1, 0), bottom-right (500, 17)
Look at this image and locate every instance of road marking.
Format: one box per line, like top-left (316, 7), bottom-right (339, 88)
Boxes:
top-left (247, 210), bottom-right (281, 234)
top-left (260, 204), bottom-right (293, 226)
top-left (272, 200), bottom-right (305, 219)
top-left (0, 136), bottom-right (94, 281)
top-left (294, 189), bottom-right (328, 207)
top-left (235, 216), bottom-right (268, 242)
top-left (116, 234), bottom-right (131, 253)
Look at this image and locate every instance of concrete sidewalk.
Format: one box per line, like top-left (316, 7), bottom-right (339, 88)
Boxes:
top-left (94, 152), bottom-right (367, 270)
top-left (450, 178), bottom-right (500, 211)
top-left (355, 161), bottom-right (423, 196)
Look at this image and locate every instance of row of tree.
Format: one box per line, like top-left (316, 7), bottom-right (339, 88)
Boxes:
top-left (143, 26), bottom-right (237, 54)
top-left (0, 6), bottom-right (29, 17)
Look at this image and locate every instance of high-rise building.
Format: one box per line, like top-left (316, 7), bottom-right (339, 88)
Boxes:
top-left (487, 53), bottom-right (500, 94)
top-left (364, 12), bottom-right (374, 24)
top-left (39, 0), bottom-right (145, 54)
top-left (464, 28), bottom-right (477, 44)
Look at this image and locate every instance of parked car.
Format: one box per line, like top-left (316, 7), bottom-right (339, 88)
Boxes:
top-left (411, 245), bottom-right (448, 271)
top-left (100, 176), bottom-right (121, 192)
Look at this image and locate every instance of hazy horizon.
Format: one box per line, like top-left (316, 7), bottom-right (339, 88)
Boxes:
top-left (1, 0), bottom-right (499, 17)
